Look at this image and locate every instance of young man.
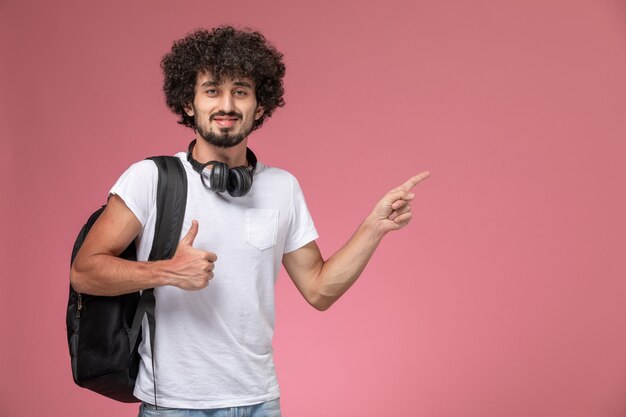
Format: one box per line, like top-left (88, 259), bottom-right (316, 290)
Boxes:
top-left (70, 26), bottom-right (429, 416)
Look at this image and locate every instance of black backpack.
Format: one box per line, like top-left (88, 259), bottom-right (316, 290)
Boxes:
top-left (66, 156), bottom-right (187, 403)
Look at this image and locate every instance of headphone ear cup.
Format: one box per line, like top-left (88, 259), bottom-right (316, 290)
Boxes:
top-left (227, 167), bottom-right (253, 197)
top-left (209, 162), bottom-right (229, 193)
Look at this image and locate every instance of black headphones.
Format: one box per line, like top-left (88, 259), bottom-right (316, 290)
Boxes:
top-left (186, 140), bottom-right (257, 197)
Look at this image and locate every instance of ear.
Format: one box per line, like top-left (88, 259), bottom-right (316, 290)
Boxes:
top-left (254, 106), bottom-right (265, 120)
top-left (184, 103), bottom-right (194, 117)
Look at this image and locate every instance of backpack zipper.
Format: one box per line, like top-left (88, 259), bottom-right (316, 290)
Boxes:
top-left (77, 294), bottom-right (83, 318)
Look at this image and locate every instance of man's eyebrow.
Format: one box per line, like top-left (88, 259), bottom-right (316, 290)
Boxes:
top-left (232, 81), bottom-right (253, 88)
top-left (200, 80), bottom-right (219, 88)
top-left (199, 80), bottom-right (253, 88)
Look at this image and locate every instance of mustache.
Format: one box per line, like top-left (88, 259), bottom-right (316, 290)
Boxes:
top-left (209, 111), bottom-right (243, 121)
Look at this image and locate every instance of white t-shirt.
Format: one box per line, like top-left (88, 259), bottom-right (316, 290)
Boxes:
top-left (109, 152), bottom-right (318, 409)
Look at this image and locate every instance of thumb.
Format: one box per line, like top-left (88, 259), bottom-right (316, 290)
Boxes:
top-left (181, 220), bottom-right (199, 246)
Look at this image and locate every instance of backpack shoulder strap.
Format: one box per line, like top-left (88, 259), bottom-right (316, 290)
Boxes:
top-left (128, 155), bottom-right (188, 407)
top-left (128, 156), bottom-right (188, 346)
top-left (147, 155), bottom-right (188, 261)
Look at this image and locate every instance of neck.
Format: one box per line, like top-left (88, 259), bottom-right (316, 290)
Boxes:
top-left (192, 135), bottom-right (250, 167)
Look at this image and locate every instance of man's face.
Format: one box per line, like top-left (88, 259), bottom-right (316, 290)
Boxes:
top-left (186, 72), bottom-right (264, 148)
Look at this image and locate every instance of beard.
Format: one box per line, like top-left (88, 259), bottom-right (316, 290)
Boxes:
top-left (198, 129), bottom-right (247, 148)
top-left (195, 111), bottom-right (251, 149)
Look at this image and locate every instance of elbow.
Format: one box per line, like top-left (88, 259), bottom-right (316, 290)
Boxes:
top-left (69, 264), bottom-right (85, 293)
top-left (313, 303), bottom-right (333, 312)
top-left (310, 300), bottom-right (333, 312)
top-left (311, 301), bottom-right (331, 312)
top-left (70, 248), bottom-right (105, 295)
top-left (69, 262), bottom-right (92, 294)
top-left (307, 292), bottom-right (337, 312)
top-left (305, 278), bottom-right (345, 311)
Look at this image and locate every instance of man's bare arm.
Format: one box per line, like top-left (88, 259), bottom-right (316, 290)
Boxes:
top-left (283, 172), bottom-right (430, 311)
top-left (70, 195), bottom-right (216, 296)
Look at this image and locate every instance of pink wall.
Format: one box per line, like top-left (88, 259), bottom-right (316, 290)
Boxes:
top-left (2, 0), bottom-right (626, 415)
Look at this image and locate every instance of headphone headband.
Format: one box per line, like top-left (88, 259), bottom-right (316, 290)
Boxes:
top-left (186, 139), bottom-right (257, 197)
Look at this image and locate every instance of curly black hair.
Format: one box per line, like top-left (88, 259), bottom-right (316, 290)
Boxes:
top-left (161, 26), bottom-right (286, 132)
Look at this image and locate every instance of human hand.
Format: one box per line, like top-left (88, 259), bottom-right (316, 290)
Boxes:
top-left (165, 220), bottom-right (217, 290)
top-left (367, 172), bottom-right (430, 235)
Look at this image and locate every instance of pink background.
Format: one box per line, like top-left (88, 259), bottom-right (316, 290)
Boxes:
top-left (2, 0), bottom-right (626, 416)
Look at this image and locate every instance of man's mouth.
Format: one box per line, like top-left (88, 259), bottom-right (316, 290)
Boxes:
top-left (212, 115), bottom-right (240, 129)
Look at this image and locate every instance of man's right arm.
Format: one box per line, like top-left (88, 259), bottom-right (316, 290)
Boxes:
top-left (70, 195), bottom-right (216, 296)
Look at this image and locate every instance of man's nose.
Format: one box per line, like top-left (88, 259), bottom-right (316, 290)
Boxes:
top-left (217, 93), bottom-right (234, 113)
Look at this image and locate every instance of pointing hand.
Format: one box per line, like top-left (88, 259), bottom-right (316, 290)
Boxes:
top-left (368, 172), bottom-right (430, 234)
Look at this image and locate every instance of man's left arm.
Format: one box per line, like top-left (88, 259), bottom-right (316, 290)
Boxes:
top-left (282, 172), bottom-right (430, 311)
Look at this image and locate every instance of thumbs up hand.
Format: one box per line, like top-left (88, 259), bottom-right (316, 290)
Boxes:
top-left (164, 220), bottom-right (217, 291)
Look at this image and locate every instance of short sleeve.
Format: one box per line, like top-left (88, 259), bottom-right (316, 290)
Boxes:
top-left (283, 176), bottom-right (319, 254)
top-left (108, 160), bottom-right (158, 227)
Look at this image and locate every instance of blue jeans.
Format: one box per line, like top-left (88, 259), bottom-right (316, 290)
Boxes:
top-left (138, 398), bottom-right (281, 417)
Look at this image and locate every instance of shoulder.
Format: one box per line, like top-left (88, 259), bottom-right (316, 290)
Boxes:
top-left (114, 159), bottom-right (160, 185)
top-left (255, 162), bottom-right (299, 186)
top-left (254, 163), bottom-right (311, 207)
top-left (110, 159), bottom-right (160, 198)
top-left (126, 158), bottom-right (160, 176)
top-left (109, 159), bottom-right (162, 226)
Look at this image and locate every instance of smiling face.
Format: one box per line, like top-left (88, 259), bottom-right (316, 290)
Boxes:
top-left (185, 72), bottom-right (265, 148)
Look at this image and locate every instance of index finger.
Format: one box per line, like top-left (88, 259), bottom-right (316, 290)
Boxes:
top-left (400, 171), bottom-right (430, 191)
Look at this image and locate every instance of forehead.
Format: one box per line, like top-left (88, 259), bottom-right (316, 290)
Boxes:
top-left (195, 71), bottom-right (255, 89)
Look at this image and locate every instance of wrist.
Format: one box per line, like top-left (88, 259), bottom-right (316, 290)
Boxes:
top-left (362, 214), bottom-right (387, 242)
top-left (146, 259), bottom-right (173, 288)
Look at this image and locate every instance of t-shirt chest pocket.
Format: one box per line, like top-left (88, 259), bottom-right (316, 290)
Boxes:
top-left (245, 209), bottom-right (279, 250)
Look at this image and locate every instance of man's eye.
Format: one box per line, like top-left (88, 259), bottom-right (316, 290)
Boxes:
top-left (206, 89), bottom-right (218, 96)
top-left (233, 90), bottom-right (247, 97)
